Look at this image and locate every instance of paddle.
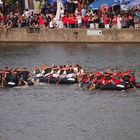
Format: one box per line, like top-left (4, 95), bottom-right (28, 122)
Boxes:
top-left (47, 77), bottom-right (51, 85)
top-left (98, 83), bottom-right (106, 90)
top-left (57, 78), bottom-right (62, 85)
top-left (129, 81), bottom-right (137, 90)
top-left (1, 77), bottom-right (5, 87)
top-left (21, 78), bottom-right (28, 86)
top-left (89, 83), bottom-right (96, 91)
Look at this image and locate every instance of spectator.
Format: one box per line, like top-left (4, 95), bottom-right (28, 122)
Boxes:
top-left (0, 1), bottom-right (139, 30)
top-left (121, 16), bottom-right (129, 28)
top-left (112, 15), bottom-right (117, 28)
top-left (60, 6), bottom-right (65, 18)
top-left (3, 20), bottom-right (13, 31)
top-left (81, 7), bottom-right (86, 17)
top-left (128, 14), bottom-right (135, 28)
top-left (63, 14), bottom-right (69, 28)
top-left (57, 18), bottom-right (64, 28)
top-left (93, 13), bottom-right (99, 29)
top-left (99, 16), bottom-right (105, 28)
top-left (75, 8), bottom-right (79, 16)
top-left (117, 15), bottom-right (122, 29)
top-left (76, 13), bottom-right (82, 28)
top-left (49, 19), bottom-right (55, 29)
top-left (103, 15), bottom-right (110, 28)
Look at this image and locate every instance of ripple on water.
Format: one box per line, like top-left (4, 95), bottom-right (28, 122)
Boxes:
top-left (0, 43), bottom-right (140, 140)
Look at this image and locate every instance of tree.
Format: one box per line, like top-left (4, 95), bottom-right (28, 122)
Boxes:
top-left (2, 0), bottom-right (17, 5)
top-left (2, 0), bottom-right (19, 15)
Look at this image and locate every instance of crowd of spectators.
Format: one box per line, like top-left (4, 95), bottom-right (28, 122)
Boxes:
top-left (0, 0), bottom-right (140, 31)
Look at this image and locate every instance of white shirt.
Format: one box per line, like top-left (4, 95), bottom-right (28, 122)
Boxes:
top-left (76, 15), bottom-right (82, 24)
top-left (49, 21), bottom-right (54, 28)
top-left (57, 20), bottom-right (64, 28)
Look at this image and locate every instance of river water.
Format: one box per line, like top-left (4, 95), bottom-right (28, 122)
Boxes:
top-left (0, 43), bottom-right (140, 140)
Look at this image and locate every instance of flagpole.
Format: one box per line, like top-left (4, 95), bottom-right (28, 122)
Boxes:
top-left (120, 0), bottom-right (121, 14)
top-left (55, 0), bottom-right (62, 21)
top-left (25, 0), bottom-right (29, 10)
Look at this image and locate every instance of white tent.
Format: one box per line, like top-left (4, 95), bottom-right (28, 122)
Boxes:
top-left (0, 0), bottom-right (3, 5)
top-left (127, 0), bottom-right (140, 7)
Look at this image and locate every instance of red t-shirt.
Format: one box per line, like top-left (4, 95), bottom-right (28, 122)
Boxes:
top-left (113, 17), bottom-right (117, 25)
top-left (112, 77), bottom-right (122, 85)
top-left (1, 16), bottom-right (6, 23)
top-left (39, 17), bottom-right (44, 26)
top-left (70, 17), bottom-right (75, 25)
top-left (63, 16), bottom-right (68, 25)
top-left (103, 17), bottom-right (109, 25)
top-left (130, 77), bottom-right (135, 84)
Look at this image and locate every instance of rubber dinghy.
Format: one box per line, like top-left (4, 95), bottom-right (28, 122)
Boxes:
top-left (7, 80), bottom-right (34, 87)
top-left (38, 77), bottom-right (78, 84)
top-left (7, 82), bottom-right (16, 88)
top-left (79, 82), bottom-right (140, 91)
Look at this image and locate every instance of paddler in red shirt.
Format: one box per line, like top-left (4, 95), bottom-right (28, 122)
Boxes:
top-left (95, 71), bottom-right (104, 85)
top-left (103, 73), bottom-right (112, 85)
top-left (112, 74), bottom-right (122, 86)
top-left (129, 72), bottom-right (136, 85)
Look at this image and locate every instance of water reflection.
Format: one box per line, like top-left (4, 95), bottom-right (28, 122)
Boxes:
top-left (0, 43), bottom-right (140, 70)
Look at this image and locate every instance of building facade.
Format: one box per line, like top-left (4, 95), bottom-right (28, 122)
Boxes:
top-left (24, 0), bottom-right (38, 10)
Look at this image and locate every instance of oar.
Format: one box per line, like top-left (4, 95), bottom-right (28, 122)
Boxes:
top-left (129, 81), bottom-right (137, 90)
top-left (1, 77), bottom-right (5, 87)
top-left (47, 77), bottom-right (51, 85)
top-left (89, 83), bottom-right (96, 91)
top-left (98, 84), bottom-right (106, 90)
top-left (21, 78), bottom-right (28, 86)
top-left (57, 78), bottom-right (61, 85)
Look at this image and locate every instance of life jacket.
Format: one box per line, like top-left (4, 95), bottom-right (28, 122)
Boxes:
top-left (44, 68), bottom-right (53, 77)
top-left (103, 75), bottom-right (112, 85)
top-left (44, 68), bottom-right (52, 74)
top-left (21, 70), bottom-right (29, 81)
top-left (122, 74), bottom-right (130, 82)
top-left (112, 75), bottom-right (122, 85)
top-left (33, 69), bottom-right (42, 78)
top-left (96, 71), bottom-right (103, 77)
top-left (82, 77), bottom-right (89, 83)
top-left (129, 77), bottom-right (135, 84)
top-left (4, 71), bottom-right (11, 81)
top-left (97, 76), bottom-right (105, 84)
top-left (34, 69), bottom-right (40, 74)
top-left (105, 79), bottom-right (112, 85)
top-left (9, 73), bottom-right (18, 82)
top-left (129, 72), bottom-right (136, 84)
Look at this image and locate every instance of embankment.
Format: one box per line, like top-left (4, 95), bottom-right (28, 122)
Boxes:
top-left (0, 28), bottom-right (140, 43)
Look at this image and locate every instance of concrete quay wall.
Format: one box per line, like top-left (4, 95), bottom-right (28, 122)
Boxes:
top-left (0, 28), bottom-right (140, 43)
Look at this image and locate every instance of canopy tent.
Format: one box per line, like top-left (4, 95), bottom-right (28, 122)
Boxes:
top-left (127, 0), bottom-right (140, 7)
top-left (88, 0), bottom-right (119, 10)
top-left (0, 0), bottom-right (3, 4)
top-left (119, 0), bottom-right (132, 4)
top-left (48, 0), bottom-right (66, 4)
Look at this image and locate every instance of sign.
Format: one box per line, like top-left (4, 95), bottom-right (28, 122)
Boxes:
top-left (87, 30), bottom-right (102, 36)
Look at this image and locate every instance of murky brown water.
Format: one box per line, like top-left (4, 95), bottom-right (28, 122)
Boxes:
top-left (0, 43), bottom-right (140, 140)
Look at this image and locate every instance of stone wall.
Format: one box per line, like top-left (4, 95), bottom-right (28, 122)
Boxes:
top-left (0, 28), bottom-right (140, 43)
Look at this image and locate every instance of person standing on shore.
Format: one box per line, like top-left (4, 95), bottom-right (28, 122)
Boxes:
top-left (76, 12), bottom-right (82, 28)
top-left (112, 15), bottom-right (117, 28)
top-left (103, 15), bottom-right (110, 29)
top-left (117, 15), bottom-right (122, 29)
